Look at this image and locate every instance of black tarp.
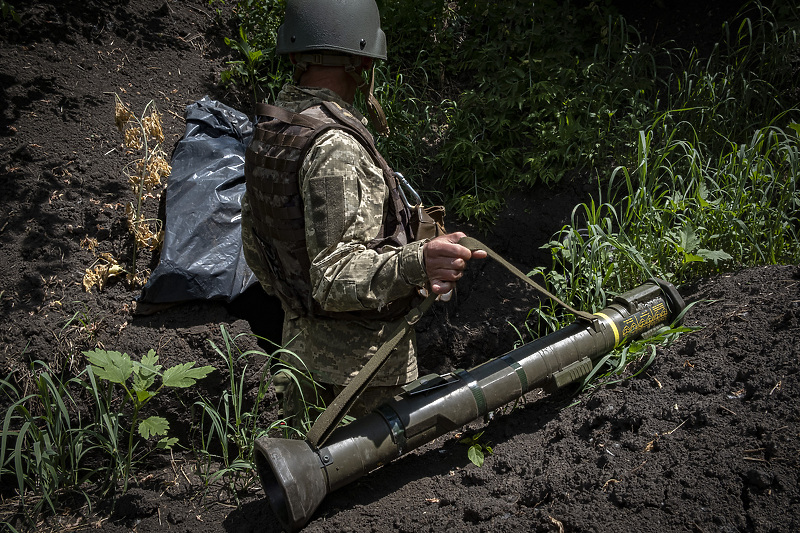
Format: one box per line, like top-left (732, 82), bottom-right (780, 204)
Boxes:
top-left (139, 97), bottom-right (257, 305)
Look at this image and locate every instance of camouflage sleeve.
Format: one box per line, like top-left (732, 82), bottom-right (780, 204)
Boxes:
top-left (301, 129), bottom-right (428, 312)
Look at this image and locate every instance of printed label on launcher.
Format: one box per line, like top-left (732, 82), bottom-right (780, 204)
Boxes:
top-left (622, 302), bottom-right (668, 339)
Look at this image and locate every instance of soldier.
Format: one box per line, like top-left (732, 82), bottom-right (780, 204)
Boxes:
top-left (241, 0), bottom-right (486, 428)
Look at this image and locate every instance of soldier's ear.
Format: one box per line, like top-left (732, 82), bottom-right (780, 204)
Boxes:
top-left (290, 53), bottom-right (297, 65)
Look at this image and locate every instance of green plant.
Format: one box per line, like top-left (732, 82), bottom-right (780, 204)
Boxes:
top-left (579, 301), bottom-right (700, 393)
top-left (530, 106), bottom-right (798, 325)
top-left (526, 113), bottom-right (798, 388)
top-left (58, 302), bottom-right (105, 360)
top-left (190, 325), bottom-right (333, 499)
top-left (61, 301), bottom-right (98, 336)
top-left (225, 0), bottom-right (797, 230)
top-left (0, 362), bottom-right (103, 520)
top-left (1, 522), bottom-right (21, 533)
top-left (85, 348), bottom-right (214, 493)
top-left (663, 221), bottom-right (733, 277)
top-left (219, 0), bottom-right (289, 105)
top-left (221, 26), bottom-right (268, 105)
top-left (192, 326), bottom-right (293, 496)
top-left (207, 0), bottom-right (227, 19)
top-left (372, 63), bottom-right (442, 201)
top-left (430, 0), bottom-right (659, 224)
top-left (1, 0), bottom-right (20, 23)
top-left (215, 0), bottom-right (799, 427)
top-left (459, 430), bottom-right (493, 467)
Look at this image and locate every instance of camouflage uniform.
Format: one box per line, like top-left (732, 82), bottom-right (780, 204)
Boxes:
top-left (241, 85), bottom-right (428, 420)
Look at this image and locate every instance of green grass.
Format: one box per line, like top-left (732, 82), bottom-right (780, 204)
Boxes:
top-left (191, 325), bottom-right (295, 497)
top-left (1, 362), bottom-right (106, 520)
top-left (223, 1), bottom-right (797, 227)
top-left (529, 116), bottom-right (798, 319)
top-left (0, 338), bottom-right (299, 524)
top-left (527, 107), bottom-right (798, 389)
top-left (1, 314), bottom-right (322, 525)
top-left (84, 348), bottom-right (214, 493)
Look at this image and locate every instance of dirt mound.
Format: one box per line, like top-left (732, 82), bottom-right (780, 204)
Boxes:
top-left (1, 1), bottom-right (797, 532)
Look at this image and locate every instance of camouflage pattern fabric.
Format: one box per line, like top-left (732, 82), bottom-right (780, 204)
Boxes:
top-left (242, 85), bottom-right (428, 388)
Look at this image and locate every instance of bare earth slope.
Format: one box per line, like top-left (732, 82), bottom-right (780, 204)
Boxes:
top-left (1, 1), bottom-right (797, 532)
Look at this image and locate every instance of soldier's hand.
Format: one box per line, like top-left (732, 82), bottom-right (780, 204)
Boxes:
top-left (423, 232), bottom-right (487, 295)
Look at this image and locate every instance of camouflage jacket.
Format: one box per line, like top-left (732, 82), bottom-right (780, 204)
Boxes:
top-left (241, 85), bottom-right (428, 387)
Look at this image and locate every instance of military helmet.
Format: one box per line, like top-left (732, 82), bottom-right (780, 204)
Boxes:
top-left (276, 0), bottom-right (387, 60)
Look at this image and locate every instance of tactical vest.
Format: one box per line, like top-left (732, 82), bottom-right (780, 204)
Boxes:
top-left (244, 100), bottom-right (418, 319)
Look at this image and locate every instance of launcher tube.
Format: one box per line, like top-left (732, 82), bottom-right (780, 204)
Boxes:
top-left (255, 278), bottom-right (684, 531)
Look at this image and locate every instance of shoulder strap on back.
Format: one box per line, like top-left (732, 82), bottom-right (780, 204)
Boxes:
top-left (255, 103), bottom-right (326, 129)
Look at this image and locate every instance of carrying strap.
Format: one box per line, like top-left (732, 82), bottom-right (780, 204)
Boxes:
top-left (305, 236), bottom-right (595, 448)
top-left (457, 237), bottom-right (597, 323)
top-left (361, 64), bottom-right (390, 136)
top-left (305, 292), bottom-right (436, 448)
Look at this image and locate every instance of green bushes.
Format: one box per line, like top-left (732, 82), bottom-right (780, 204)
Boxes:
top-left (215, 0), bottom-right (290, 104)
top-left (215, 0), bottom-right (798, 394)
top-left (377, 0), bottom-right (674, 223)
top-left (529, 0), bottom-right (800, 318)
top-left (5, 0), bottom-right (798, 522)
top-left (191, 325), bottom-right (306, 497)
top-left (223, 0), bottom-right (797, 232)
top-left (0, 353), bottom-right (214, 521)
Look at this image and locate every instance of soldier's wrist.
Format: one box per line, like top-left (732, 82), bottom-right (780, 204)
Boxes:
top-left (400, 239), bottom-right (429, 287)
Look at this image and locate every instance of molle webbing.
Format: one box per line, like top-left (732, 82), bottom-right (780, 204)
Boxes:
top-left (245, 105), bottom-right (321, 315)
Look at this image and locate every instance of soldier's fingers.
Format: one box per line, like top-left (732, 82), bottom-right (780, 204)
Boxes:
top-left (470, 248), bottom-right (488, 260)
top-left (425, 234), bottom-right (473, 261)
top-left (429, 279), bottom-right (454, 295)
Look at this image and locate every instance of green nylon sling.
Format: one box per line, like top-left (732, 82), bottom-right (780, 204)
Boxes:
top-left (304, 236), bottom-right (596, 448)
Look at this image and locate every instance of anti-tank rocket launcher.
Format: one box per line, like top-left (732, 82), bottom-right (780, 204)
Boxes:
top-left (254, 275), bottom-right (686, 531)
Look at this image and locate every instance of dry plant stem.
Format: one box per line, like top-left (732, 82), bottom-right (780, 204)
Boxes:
top-left (130, 100), bottom-right (153, 284)
top-left (114, 94), bottom-right (169, 287)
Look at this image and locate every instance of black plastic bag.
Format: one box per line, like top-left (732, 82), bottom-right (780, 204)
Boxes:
top-left (139, 97), bottom-right (256, 305)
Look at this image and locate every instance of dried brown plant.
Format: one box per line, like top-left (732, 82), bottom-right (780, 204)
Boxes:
top-left (82, 95), bottom-right (171, 292)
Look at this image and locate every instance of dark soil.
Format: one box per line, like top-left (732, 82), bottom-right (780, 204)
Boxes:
top-left (1, 1), bottom-right (798, 532)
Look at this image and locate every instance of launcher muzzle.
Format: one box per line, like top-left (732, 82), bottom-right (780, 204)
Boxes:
top-left (254, 278), bottom-right (685, 530)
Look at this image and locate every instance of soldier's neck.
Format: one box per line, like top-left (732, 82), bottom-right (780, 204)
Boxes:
top-left (298, 66), bottom-right (356, 104)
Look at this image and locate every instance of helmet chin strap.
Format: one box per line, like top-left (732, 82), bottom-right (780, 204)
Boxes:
top-left (360, 64), bottom-right (390, 137)
top-left (345, 63), bottom-right (389, 137)
top-left (293, 53), bottom-right (390, 136)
